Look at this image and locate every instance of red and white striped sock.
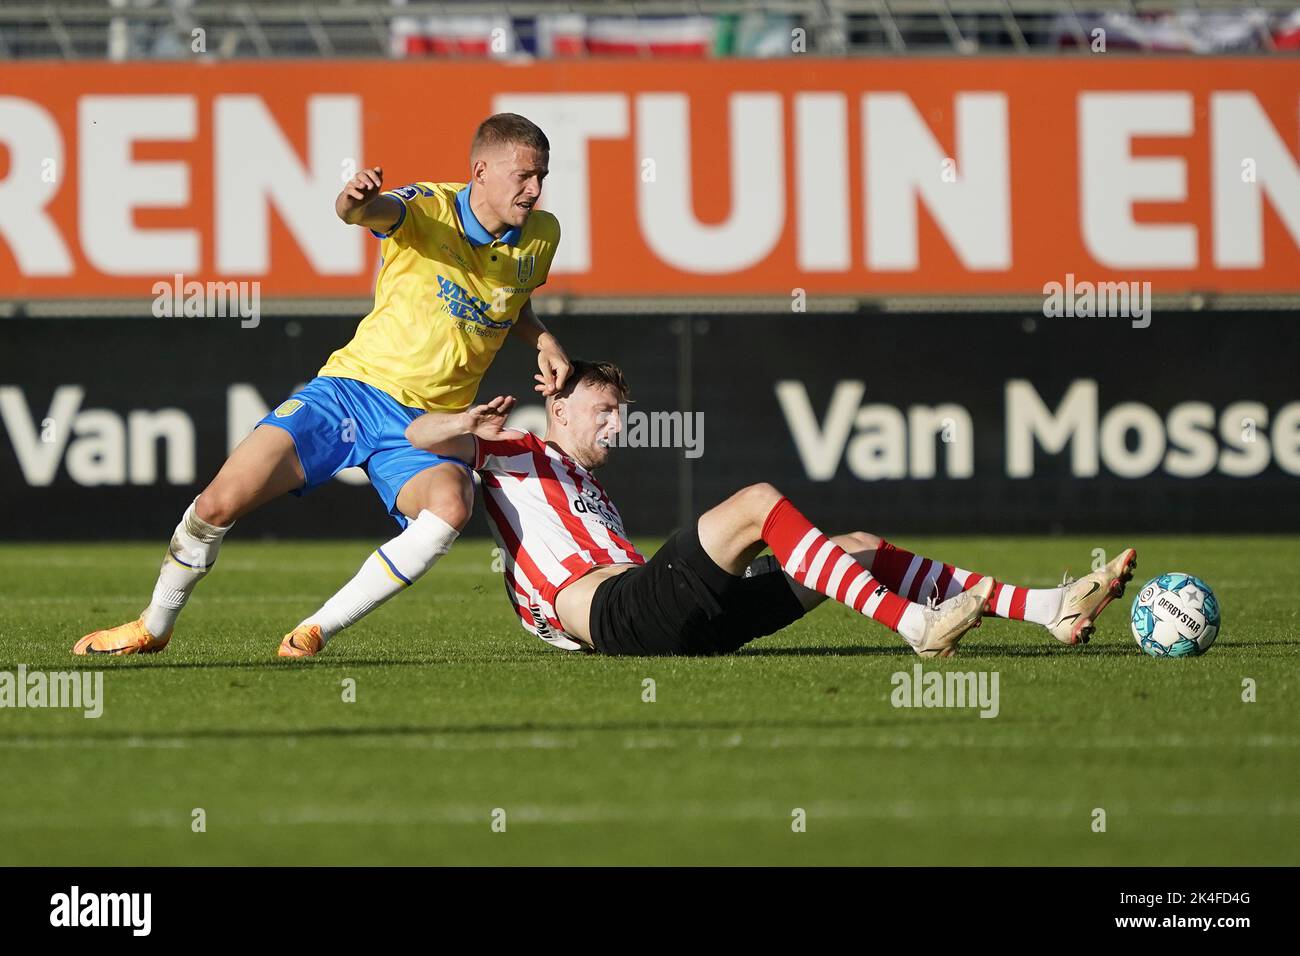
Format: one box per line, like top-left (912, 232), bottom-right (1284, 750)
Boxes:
top-left (761, 498), bottom-right (927, 647)
top-left (868, 540), bottom-right (1064, 626)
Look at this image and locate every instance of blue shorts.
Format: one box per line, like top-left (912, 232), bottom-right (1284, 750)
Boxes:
top-left (256, 375), bottom-right (470, 528)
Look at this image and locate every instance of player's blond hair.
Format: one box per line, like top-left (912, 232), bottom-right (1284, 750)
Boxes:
top-left (471, 113), bottom-right (550, 159)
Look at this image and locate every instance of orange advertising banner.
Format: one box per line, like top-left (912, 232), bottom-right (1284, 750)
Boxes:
top-left (0, 58), bottom-right (1297, 299)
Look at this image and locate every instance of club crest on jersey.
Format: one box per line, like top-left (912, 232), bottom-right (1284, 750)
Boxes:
top-left (516, 255), bottom-right (536, 284)
top-left (274, 399), bottom-right (304, 419)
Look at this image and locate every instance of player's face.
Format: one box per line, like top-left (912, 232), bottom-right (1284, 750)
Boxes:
top-left (565, 383), bottom-right (623, 469)
top-left (482, 144), bottom-right (549, 229)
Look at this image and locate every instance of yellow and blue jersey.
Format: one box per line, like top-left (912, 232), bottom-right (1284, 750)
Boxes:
top-left (319, 181), bottom-right (560, 412)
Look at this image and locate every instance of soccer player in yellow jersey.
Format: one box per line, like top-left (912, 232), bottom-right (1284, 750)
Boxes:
top-left (73, 113), bottom-right (572, 659)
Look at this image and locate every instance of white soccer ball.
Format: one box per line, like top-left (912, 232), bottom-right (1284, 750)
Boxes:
top-left (1129, 572), bottom-right (1221, 657)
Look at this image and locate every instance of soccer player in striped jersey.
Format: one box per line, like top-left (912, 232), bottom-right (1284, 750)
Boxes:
top-left (73, 113), bottom-right (572, 658)
top-left (407, 362), bottom-right (1134, 657)
top-left (406, 361), bottom-right (1138, 657)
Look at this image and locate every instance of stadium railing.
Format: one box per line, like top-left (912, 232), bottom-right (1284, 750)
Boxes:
top-left (2, 0), bottom-right (1299, 60)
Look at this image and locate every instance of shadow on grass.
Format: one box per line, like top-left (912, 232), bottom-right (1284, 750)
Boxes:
top-left (958, 639), bottom-right (1300, 657)
top-left (12, 637), bottom-right (1292, 673)
top-left (956, 644), bottom-right (1142, 658)
top-left (738, 645), bottom-right (915, 657)
top-left (1, 712), bottom-right (988, 743)
top-left (1, 655), bottom-right (555, 672)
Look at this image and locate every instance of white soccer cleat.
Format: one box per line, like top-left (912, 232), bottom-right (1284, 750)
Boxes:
top-left (913, 577), bottom-right (995, 658)
top-left (1046, 547), bottom-right (1138, 646)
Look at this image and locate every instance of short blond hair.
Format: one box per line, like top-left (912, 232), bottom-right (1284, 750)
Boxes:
top-left (470, 113), bottom-right (549, 160)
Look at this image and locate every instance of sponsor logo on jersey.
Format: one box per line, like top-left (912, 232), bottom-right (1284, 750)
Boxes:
top-left (438, 242), bottom-right (472, 270)
top-left (390, 183), bottom-right (434, 201)
top-left (435, 275), bottom-right (512, 331)
top-left (527, 604), bottom-right (553, 637)
top-left (571, 486), bottom-right (625, 535)
top-left (274, 399), bottom-right (303, 418)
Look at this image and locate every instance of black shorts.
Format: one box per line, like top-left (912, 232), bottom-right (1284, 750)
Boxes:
top-left (589, 525), bottom-right (807, 656)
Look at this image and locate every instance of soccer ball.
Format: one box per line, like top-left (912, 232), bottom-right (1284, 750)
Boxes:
top-left (1129, 573), bottom-right (1220, 657)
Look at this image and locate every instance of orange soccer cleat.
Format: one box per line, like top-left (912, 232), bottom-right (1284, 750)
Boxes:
top-left (72, 617), bottom-right (171, 656)
top-left (278, 624), bottom-right (324, 659)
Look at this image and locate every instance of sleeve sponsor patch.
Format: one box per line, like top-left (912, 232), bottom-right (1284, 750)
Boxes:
top-left (389, 183), bottom-right (433, 202)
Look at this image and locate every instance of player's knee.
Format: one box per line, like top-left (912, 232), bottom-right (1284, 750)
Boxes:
top-left (400, 465), bottom-right (474, 531)
top-left (440, 498), bottom-right (472, 531)
top-left (736, 482), bottom-right (783, 521)
top-left (424, 487), bottom-right (472, 531)
top-left (195, 488), bottom-right (240, 527)
top-left (738, 481), bottom-right (781, 506)
top-left (841, 531), bottom-right (881, 554)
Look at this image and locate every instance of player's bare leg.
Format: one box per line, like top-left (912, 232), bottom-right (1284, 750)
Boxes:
top-left (196, 424), bottom-right (307, 526)
top-left (73, 425), bottom-right (306, 655)
top-left (695, 482), bottom-right (784, 575)
top-left (696, 484), bottom-right (991, 657)
top-left (279, 462), bottom-right (472, 657)
top-left (863, 538), bottom-right (1138, 646)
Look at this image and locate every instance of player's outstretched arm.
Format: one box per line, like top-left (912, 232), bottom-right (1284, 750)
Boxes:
top-left (336, 164), bottom-right (403, 234)
top-left (511, 300), bottom-right (571, 396)
top-left (405, 396), bottom-right (520, 461)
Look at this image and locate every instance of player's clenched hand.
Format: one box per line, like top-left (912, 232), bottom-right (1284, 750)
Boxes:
top-left (336, 166), bottom-right (385, 223)
top-left (462, 395), bottom-right (517, 440)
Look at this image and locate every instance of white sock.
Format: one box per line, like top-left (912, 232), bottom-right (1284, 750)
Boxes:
top-left (895, 605), bottom-right (927, 648)
top-left (141, 497), bottom-right (233, 638)
top-left (302, 510), bottom-right (459, 643)
top-left (1024, 587), bottom-right (1066, 626)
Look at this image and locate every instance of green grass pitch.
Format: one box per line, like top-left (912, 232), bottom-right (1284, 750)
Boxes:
top-left (1, 535), bottom-right (1297, 866)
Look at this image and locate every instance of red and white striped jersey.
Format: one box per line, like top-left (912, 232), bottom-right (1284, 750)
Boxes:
top-left (475, 430), bottom-right (645, 650)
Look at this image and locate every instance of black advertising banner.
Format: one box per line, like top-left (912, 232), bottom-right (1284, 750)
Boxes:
top-left (1, 311), bottom-right (1297, 540)
top-left (687, 312), bottom-right (1300, 535)
top-left (0, 316), bottom-right (681, 541)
